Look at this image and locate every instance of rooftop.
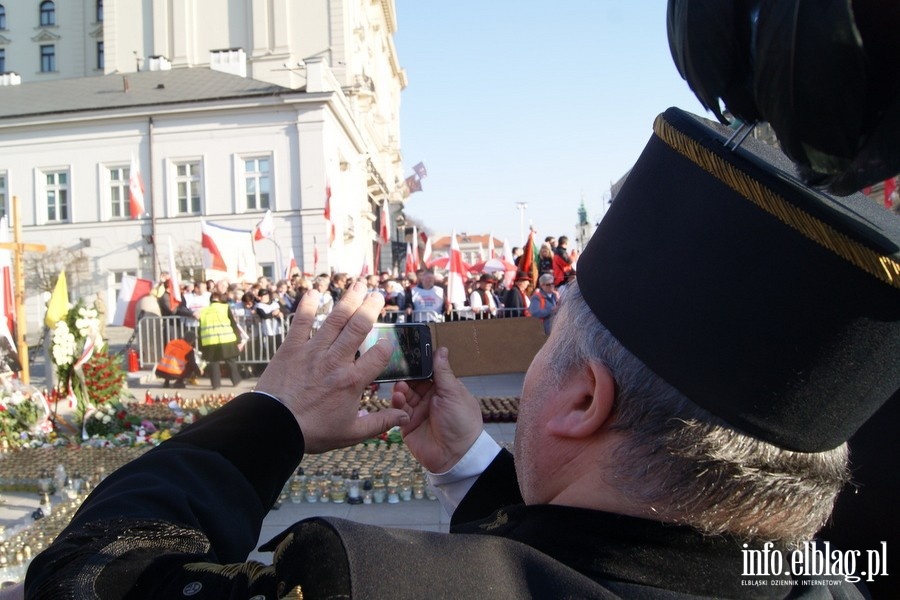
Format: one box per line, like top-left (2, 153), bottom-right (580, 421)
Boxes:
top-left (0, 68), bottom-right (294, 120)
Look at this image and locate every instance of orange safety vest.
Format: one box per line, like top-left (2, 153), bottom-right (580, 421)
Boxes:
top-left (156, 339), bottom-right (192, 375)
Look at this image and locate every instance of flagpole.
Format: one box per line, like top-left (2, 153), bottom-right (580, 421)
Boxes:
top-left (4, 197), bottom-right (48, 384)
top-left (270, 238), bottom-right (283, 281)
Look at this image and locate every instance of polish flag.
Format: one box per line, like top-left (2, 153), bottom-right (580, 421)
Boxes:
top-left (421, 232), bottom-right (432, 266)
top-left (411, 226), bottom-right (420, 269)
top-left (112, 275), bottom-right (153, 328)
top-left (488, 233), bottom-right (497, 259)
top-left (379, 200), bottom-right (391, 244)
top-left (404, 242), bottom-right (417, 274)
top-left (253, 209), bottom-right (274, 241)
top-left (201, 220), bottom-right (258, 281)
top-left (501, 239), bottom-right (512, 262)
top-left (446, 230), bottom-right (467, 308)
top-left (284, 248), bottom-right (298, 279)
top-left (0, 217), bottom-right (15, 341)
top-left (167, 237), bottom-right (181, 311)
top-left (201, 219), bottom-right (228, 272)
top-left (129, 154), bottom-right (146, 219)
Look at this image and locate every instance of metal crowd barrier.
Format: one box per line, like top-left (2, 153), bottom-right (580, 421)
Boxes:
top-left (135, 314), bottom-right (293, 369)
top-left (406, 307), bottom-right (528, 322)
top-left (136, 308), bottom-right (530, 369)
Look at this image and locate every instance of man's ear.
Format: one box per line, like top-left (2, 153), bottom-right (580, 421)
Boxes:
top-left (545, 360), bottom-right (616, 439)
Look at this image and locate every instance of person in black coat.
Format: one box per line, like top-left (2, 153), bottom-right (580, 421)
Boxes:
top-left (25, 108), bottom-right (899, 599)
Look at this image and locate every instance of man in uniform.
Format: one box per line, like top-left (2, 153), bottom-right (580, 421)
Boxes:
top-left (26, 108), bottom-right (899, 598)
top-left (154, 331), bottom-right (202, 389)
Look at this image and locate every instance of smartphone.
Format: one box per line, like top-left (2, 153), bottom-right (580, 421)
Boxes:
top-left (359, 323), bottom-right (434, 383)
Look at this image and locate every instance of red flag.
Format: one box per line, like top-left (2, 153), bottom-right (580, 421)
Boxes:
top-left (129, 153), bottom-right (145, 219)
top-left (552, 253), bottom-right (573, 286)
top-left (884, 177), bottom-right (897, 209)
top-left (253, 209), bottom-right (274, 241)
top-left (112, 275), bottom-right (153, 328)
top-left (519, 229), bottom-right (539, 286)
top-left (379, 200), bottom-right (391, 244)
top-left (325, 181), bottom-right (336, 245)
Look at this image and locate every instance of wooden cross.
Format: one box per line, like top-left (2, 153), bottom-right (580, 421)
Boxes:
top-left (0, 196), bottom-right (47, 383)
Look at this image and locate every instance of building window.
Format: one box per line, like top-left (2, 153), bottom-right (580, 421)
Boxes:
top-left (108, 166), bottom-right (128, 219)
top-left (175, 161), bottom-right (201, 214)
top-left (96, 0), bottom-right (103, 23)
top-left (243, 156), bottom-right (271, 210)
top-left (260, 263), bottom-right (274, 280)
top-left (97, 41), bottom-right (104, 69)
top-left (44, 170), bottom-right (69, 222)
top-left (39, 1), bottom-right (55, 26)
top-left (40, 45), bottom-right (55, 72)
top-left (0, 172), bottom-right (7, 221)
top-left (0, 49), bottom-right (5, 73)
top-left (0, 5), bottom-right (6, 30)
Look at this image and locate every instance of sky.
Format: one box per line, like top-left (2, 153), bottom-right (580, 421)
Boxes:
top-left (393, 1), bottom-right (708, 250)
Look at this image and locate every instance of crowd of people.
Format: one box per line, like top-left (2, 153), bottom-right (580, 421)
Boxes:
top-left (145, 239), bottom-right (576, 390)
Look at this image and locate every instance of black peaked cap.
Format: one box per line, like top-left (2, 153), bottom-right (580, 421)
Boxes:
top-left (578, 107), bottom-right (900, 452)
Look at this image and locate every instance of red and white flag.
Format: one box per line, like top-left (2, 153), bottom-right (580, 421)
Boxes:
top-left (379, 200), bottom-right (391, 244)
top-left (447, 230), bottom-right (467, 308)
top-left (129, 153), bottom-right (146, 219)
top-left (0, 217), bottom-right (15, 343)
top-left (112, 275), bottom-right (153, 328)
top-left (253, 209), bottom-right (275, 241)
top-left (411, 226), bottom-right (420, 269)
top-left (421, 232), bottom-right (432, 266)
top-left (167, 237), bottom-right (181, 311)
top-left (201, 219), bottom-right (228, 272)
top-left (201, 220), bottom-right (257, 281)
top-left (404, 242), bottom-right (417, 274)
top-left (502, 239), bottom-right (513, 263)
top-left (325, 180), bottom-right (336, 246)
top-left (488, 233), bottom-right (497, 259)
top-left (284, 248), bottom-right (298, 279)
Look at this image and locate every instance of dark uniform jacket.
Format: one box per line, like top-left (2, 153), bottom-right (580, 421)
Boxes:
top-left (25, 394), bottom-right (867, 599)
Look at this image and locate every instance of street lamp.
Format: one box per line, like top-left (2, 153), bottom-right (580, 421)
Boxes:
top-left (515, 202), bottom-right (528, 246)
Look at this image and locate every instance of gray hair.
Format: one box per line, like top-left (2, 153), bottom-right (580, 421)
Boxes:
top-left (545, 284), bottom-right (849, 544)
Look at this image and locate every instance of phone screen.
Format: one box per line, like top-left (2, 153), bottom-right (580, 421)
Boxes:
top-left (360, 324), bottom-right (433, 382)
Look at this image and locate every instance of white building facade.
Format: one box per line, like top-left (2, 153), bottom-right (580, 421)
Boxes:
top-left (0, 0), bottom-right (407, 333)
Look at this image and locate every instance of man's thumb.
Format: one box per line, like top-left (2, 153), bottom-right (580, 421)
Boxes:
top-left (432, 346), bottom-right (455, 379)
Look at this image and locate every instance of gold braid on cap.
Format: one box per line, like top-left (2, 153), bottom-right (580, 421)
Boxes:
top-left (653, 115), bottom-right (900, 291)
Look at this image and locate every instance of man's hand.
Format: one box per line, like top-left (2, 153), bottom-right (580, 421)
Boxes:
top-left (391, 347), bottom-right (483, 473)
top-left (256, 281), bottom-right (409, 454)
